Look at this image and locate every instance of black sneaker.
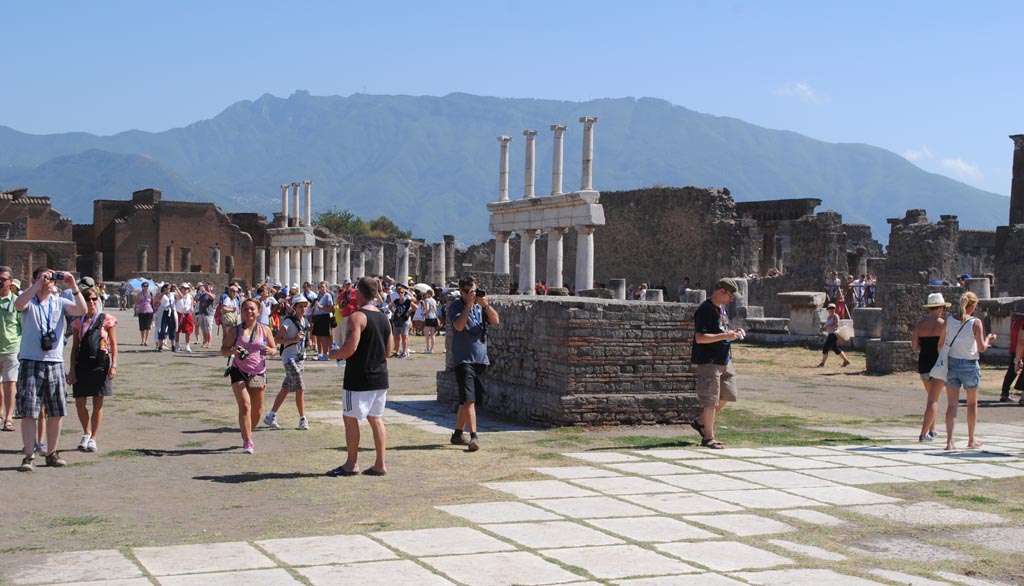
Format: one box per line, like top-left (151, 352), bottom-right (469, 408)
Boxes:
top-left (18, 456), bottom-right (35, 472)
top-left (1000, 396), bottom-right (1012, 403)
top-left (468, 437), bottom-right (480, 452)
top-left (45, 451), bottom-right (67, 467)
top-left (450, 432), bottom-right (468, 446)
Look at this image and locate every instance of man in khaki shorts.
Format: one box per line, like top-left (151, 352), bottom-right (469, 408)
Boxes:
top-left (689, 278), bottom-right (745, 449)
top-left (0, 266), bottom-right (20, 433)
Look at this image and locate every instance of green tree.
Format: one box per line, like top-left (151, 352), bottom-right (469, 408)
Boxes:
top-left (314, 209), bottom-right (411, 238)
top-left (367, 215), bottom-right (412, 239)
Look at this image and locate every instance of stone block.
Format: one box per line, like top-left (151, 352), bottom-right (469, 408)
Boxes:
top-left (643, 289), bottom-right (664, 302)
top-left (745, 318), bottom-right (789, 333)
top-left (865, 339), bottom-right (916, 374)
top-left (776, 291), bottom-right (827, 307)
top-left (684, 290), bottom-right (706, 304)
top-left (853, 307), bottom-right (883, 338)
top-left (577, 288), bottom-right (613, 299)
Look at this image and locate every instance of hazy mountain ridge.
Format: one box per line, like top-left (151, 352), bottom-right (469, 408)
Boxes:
top-left (0, 91), bottom-right (1010, 243)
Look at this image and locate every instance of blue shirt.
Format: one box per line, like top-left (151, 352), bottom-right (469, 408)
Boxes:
top-left (19, 295), bottom-right (75, 362)
top-left (447, 298), bottom-right (490, 365)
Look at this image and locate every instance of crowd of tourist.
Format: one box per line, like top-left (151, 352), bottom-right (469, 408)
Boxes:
top-left (824, 271), bottom-right (877, 318)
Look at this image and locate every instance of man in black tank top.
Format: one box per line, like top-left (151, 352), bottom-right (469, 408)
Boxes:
top-left (327, 277), bottom-right (393, 477)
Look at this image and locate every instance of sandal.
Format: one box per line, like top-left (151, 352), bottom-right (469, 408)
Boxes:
top-left (1, 419), bottom-right (13, 432)
top-left (326, 465), bottom-right (359, 477)
top-left (689, 418), bottom-right (706, 438)
top-left (701, 437), bottom-right (725, 450)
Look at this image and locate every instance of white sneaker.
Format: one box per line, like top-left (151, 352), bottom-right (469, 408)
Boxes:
top-left (34, 442), bottom-right (46, 456)
top-left (78, 434), bottom-right (91, 451)
top-left (298, 416), bottom-right (309, 431)
top-left (263, 413), bottom-right (280, 429)
top-left (86, 438), bottom-right (97, 452)
top-left (185, 344), bottom-right (192, 353)
top-left (242, 441), bottom-right (254, 454)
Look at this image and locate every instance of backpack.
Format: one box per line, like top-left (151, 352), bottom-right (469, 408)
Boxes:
top-left (79, 314), bottom-right (110, 378)
top-left (1011, 314), bottom-right (1024, 355)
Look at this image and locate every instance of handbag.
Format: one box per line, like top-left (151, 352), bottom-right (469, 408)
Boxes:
top-left (930, 318), bottom-right (973, 381)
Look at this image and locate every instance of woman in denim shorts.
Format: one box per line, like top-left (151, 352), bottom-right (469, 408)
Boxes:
top-left (942, 292), bottom-right (997, 451)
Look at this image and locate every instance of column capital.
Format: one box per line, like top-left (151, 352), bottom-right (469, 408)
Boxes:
top-left (303, 179), bottom-right (312, 186)
top-left (291, 181), bottom-right (301, 187)
top-left (579, 116), bottom-right (598, 126)
top-left (493, 231), bottom-right (511, 240)
top-left (550, 124), bottom-right (567, 133)
top-left (575, 224), bottom-right (596, 235)
top-left (546, 226), bottom-right (569, 235)
top-left (497, 135), bottom-right (512, 144)
top-left (518, 228), bottom-right (541, 238)
top-left (523, 129), bottom-right (538, 138)
top-left (1012, 135), bottom-right (1024, 150)
top-left (281, 184), bottom-right (290, 190)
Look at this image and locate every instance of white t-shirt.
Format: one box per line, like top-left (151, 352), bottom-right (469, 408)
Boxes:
top-left (157, 292), bottom-right (177, 313)
top-left (175, 293), bottom-right (194, 314)
top-left (277, 315), bottom-right (308, 363)
top-left (19, 295), bottom-right (75, 362)
top-left (422, 297), bottom-right (438, 320)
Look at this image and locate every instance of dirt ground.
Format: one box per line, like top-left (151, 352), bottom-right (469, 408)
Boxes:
top-left (1, 308), bottom-right (1021, 555)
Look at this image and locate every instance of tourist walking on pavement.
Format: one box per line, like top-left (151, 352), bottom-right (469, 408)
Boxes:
top-left (0, 266), bottom-right (21, 433)
top-left (311, 281), bottom-right (335, 360)
top-left (221, 298), bottom-right (277, 454)
top-left (942, 291), bottom-right (997, 451)
top-left (817, 304), bottom-right (850, 368)
top-left (154, 283), bottom-right (178, 351)
top-left (136, 282), bottom-right (154, 347)
top-left (448, 276), bottom-right (500, 452)
top-left (195, 283), bottom-right (216, 348)
top-left (327, 277), bottom-right (392, 476)
top-left (912, 293), bottom-right (949, 442)
top-left (174, 283), bottom-right (195, 352)
top-left (689, 278), bottom-right (745, 450)
top-left (421, 288), bottom-right (439, 354)
top-left (68, 288), bottom-right (118, 453)
top-left (265, 295), bottom-right (310, 431)
top-left (999, 312), bottom-right (1024, 403)
top-left (14, 269), bottom-right (87, 471)
top-left (390, 284), bottom-right (417, 358)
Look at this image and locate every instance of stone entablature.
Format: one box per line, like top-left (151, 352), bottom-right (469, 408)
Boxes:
top-left (487, 191), bottom-right (605, 233)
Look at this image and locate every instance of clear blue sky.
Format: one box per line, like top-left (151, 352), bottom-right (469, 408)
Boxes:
top-left (2, 0), bottom-right (1019, 196)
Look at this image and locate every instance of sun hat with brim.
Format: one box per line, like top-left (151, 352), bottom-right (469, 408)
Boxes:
top-left (11, 279), bottom-right (21, 289)
top-left (715, 277), bottom-right (742, 298)
top-left (923, 293), bottom-right (951, 308)
top-left (290, 295), bottom-right (309, 306)
top-left (826, 303), bottom-right (837, 310)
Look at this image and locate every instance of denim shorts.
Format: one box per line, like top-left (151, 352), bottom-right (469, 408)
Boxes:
top-left (946, 357), bottom-right (981, 390)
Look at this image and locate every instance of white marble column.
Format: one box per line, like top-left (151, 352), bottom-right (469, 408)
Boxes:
top-left (303, 180), bottom-right (312, 227)
top-left (301, 247), bottom-right (313, 284)
top-left (210, 247), bottom-right (222, 274)
top-left (545, 228), bottom-right (566, 289)
top-left (290, 247), bottom-right (301, 286)
top-left (497, 135), bottom-right (511, 202)
top-left (353, 250), bottom-right (365, 279)
top-left (314, 247), bottom-right (325, 283)
top-left (327, 246), bottom-right (338, 284)
top-left (550, 124), bottom-right (566, 195)
top-left (281, 184), bottom-right (291, 224)
top-left (518, 230), bottom-right (539, 295)
top-left (494, 232), bottom-right (510, 274)
top-left (575, 225), bottom-right (595, 291)
top-left (431, 242), bottom-right (446, 286)
top-left (523, 130), bottom-right (537, 198)
top-left (375, 246), bottom-right (385, 277)
top-left (270, 248), bottom-right (281, 284)
top-left (255, 247), bottom-right (267, 284)
top-left (397, 240), bottom-right (410, 285)
top-left (579, 116), bottom-right (598, 191)
top-left (291, 182), bottom-right (302, 226)
top-left (340, 244), bottom-right (351, 282)
top-left (280, 248), bottom-right (291, 287)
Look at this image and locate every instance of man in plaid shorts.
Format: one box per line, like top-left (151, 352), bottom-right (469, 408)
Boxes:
top-left (14, 268), bottom-right (87, 471)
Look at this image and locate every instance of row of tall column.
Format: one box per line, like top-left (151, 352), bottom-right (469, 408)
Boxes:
top-left (280, 180), bottom-right (313, 227)
top-left (498, 117), bottom-right (597, 202)
top-left (136, 245), bottom-right (227, 275)
top-left (495, 226), bottom-right (595, 293)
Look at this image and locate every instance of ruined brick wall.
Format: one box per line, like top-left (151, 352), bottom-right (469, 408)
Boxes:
top-left (0, 241), bottom-right (77, 278)
top-left (877, 282), bottom-right (962, 342)
top-left (436, 296), bottom-right (701, 426)
top-left (883, 211), bottom-right (959, 284)
top-left (995, 225), bottom-right (1024, 296)
top-left (957, 229), bottom-right (997, 279)
top-left (0, 195), bottom-right (73, 242)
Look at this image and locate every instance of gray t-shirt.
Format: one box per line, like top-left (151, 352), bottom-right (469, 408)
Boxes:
top-left (277, 315), bottom-right (308, 363)
top-left (19, 295), bottom-right (75, 362)
top-left (447, 298), bottom-right (490, 365)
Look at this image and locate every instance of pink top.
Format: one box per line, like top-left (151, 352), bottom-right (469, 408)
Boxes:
top-left (137, 292), bottom-right (154, 313)
top-left (72, 313), bottom-right (119, 353)
top-left (233, 323), bottom-right (268, 375)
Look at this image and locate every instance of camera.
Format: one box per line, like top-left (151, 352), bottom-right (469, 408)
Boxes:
top-left (236, 347), bottom-right (250, 361)
top-left (40, 331), bottom-right (57, 351)
top-left (476, 289), bottom-right (486, 298)
top-left (51, 272), bottom-right (66, 281)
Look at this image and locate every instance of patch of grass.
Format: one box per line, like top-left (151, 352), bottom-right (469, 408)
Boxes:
top-left (103, 449), bottom-right (147, 458)
top-left (136, 411), bottom-right (165, 417)
top-left (176, 440), bottom-right (207, 448)
top-left (932, 488), bottom-right (1000, 505)
top-left (48, 515), bottom-right (107, 528)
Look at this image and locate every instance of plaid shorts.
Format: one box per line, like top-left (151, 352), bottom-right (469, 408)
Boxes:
top-left (16, 359), bottom-right (67, 419)
top-left (281, 358), bottom-right (305, 392)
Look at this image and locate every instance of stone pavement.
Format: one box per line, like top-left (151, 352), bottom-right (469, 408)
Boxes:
top-left (6, 423), bottom-right (1024, 585)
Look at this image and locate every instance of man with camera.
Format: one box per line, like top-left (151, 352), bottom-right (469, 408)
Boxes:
top-left (689, 278), bottom-right (745, 450)
top-left (14, 268), bottom-right (87, 471)
top-left (448, 275), bottom-right (500, 452)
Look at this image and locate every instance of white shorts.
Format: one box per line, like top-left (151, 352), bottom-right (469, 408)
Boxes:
top-left (0, 353), bottom-right (18, 383)
top-left (342, 388), bottom-right (388, 420)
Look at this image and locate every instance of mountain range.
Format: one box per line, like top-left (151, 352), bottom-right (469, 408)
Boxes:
top-left (0, 91), bottom-right (1011, 244)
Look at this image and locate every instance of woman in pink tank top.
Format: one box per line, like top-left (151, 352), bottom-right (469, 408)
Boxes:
top-left (220, 298), bottom-right (277, 454)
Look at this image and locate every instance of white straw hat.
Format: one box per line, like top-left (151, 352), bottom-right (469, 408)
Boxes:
top-left (923, 293), bottom-right (951, 308)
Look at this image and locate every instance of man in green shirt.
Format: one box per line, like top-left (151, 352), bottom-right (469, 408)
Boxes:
top-left (0, 266), bottom-right (21, 432)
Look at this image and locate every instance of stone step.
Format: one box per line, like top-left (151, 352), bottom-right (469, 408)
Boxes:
top-left (740, 306), bottom-right (764, 319)
top-left (745, 317), bottom-right (789, 333)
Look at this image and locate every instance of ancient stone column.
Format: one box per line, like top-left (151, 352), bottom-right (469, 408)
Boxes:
top-left (579, 116), bottom-right (598, 191)
top-left (181, 248), bottom-right (193, 273)
top-left (290, 247), bottom-right (301, 285)
top-left (397, 240), bottom-right (411, 285)
top-left (93, 251), bottom-right (104, 283)
top-left (254, 248), bottom-right (266, 283)
top-left (210, 247), bottom-right (222, 274)
top-left (270, 248), bottom-right (280, 284)
top-left (494, 232), bottom-right (511, 274)
top-left (304, 180), bottom-right (313, 227)
top-left (280, 248), bottom-right (290, 286)
top-left (444, 235), bottom-right (456, 281)
top-left (327, 246), bottom-right (338, 284)
top-left (281, 184), bottom-right (290, 224)
top-left (966, 277), bottom-right (991, 299)
top-left (431, 243), bottom-right (447, 286)
top-left (518, 230), bottom-right (539, 295)
top-left (225, 255), bottom-right (235, 279)
top-left (575, 225), bottom-right (595, 290)
top-left (301, 248), bottom-right (313, 284)
top-left (644, 289), bottom-right (664, 302)
top-left (1011, 135), bottom-right (1024, 225)
top-left (523, 130), bottom-right (538, 198)
top-left (353, 250), bottom-right (365, 279)
top-left (550, 124), bottom-right (566, 195)
top-left (165, 245), bottom-right (175, 272)
top-left (339, 243), bottom-right (351, 282)
top-left (610, 278), bottom-right (627, 300)
top-left (292, 182), bottom-right (302, 226)
top-left (137, 246), bottom-right (148, 273)
top-left (375, 246), bottom-right (385, 277)
top-left (497, 135), bottom-right (512, 202)
top-left (313, 247), bottom-right (324, 283)
top-left (545, 227), bottom-right (566, 289)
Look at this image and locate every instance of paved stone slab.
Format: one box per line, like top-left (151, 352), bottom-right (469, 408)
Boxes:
top-left (764, 446), bottom-right (840, 457)
top-left (481, 520), bottom-right (623, 548)
top-left (656, 541), bottom-right (793, 571)
top-left (300, 559), bottom-right (456, 586)
top-left (632, 449), bottom-right (719, 460)
top-left (157, 568), bottom-right (304, 586)
top-left (651, 473), bottom-right (763, 491)
top-left (800, 467), bottom-right (914, 485)
top-left (607, 461), bottom-right (701, 476)
top-left (765, 539), bottom-right (847, 561)
top-left (785, 486), bottom-right (899, 505)
top-left (865, 569), bottom-right (953, 585)
top-left (587, 516), bottom-right (719, 542)
top-left (848, 536), bottom-right (970, 562)
top-left (876, 465), bottom-right (984, 482)
top-left (529, 496), bottom-right (660, 519)
top-left (371, 527), bottom-right (517, 556)
top-left (483, 480), bottom-right (601, 499)
top-left (776, 508), bottom-right (851, 526)
top-left (614, 574), bottom-right (748, 585)
top-left (421, 551), bottom-right (584, 586)
top-left (541, 545), bottom-right (700, 579)
top-left (4, 550), bottom-right (143, 585)
top-left (531, 466), bottom-right (624, 479)
top-left (873, 451), bottom-right (969, 465)
top-left (675, 459), bottom-right (773, 472)
top-left (51, 580), bottom-right (152, 586)
top-left (133, 542), bottom-right (275, 576)
top-left (564, 451), bottom-right (645, 463)
top-left (949, 526), bottom-right (1024, 553)
top-left (810, 454), bottom-right (908, 467)
top-left (435, 501), bottom-right (561, 523)
top-left (704, 488), bottom-right (825, 509)
top-left (731, 569), bottom-right (885, 585)
top-left (728, 470), bottom-right (840, 488)
top-left (847, 501), bottom-right (1007, 526)
top-left (934, 570), bottom-right (1016, 585)
top-left (569, 476), bottom-right (683, 495)
top-left (747, 457), bottom-right (842, 469)
top-left (1004, 461), bottom-right (1024, 469)
top-left (622, 493), bottom-right (743, 515)
top-left (713, 448), bottom-right (782, 458)
top-left (934, 463), bottom-right (1024, 479)
top-left (683, 513), bottom-right (796, 536)
top-left (256, 534), bottom-right (397, 566)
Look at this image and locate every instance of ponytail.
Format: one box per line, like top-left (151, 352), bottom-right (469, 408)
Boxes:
top-left (959, 291), bottom-right (978, 319)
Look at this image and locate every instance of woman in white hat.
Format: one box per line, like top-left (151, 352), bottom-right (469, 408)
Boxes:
top-left (912, 293), bottom-right (949, 442)
top-left (942, 291), bottom-right (997, 450)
